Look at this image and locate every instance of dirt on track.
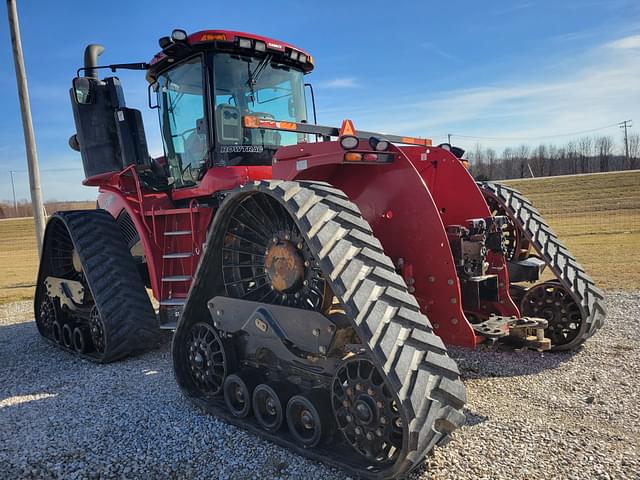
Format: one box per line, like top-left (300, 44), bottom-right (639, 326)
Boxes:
top-left (1, 292), bottom-right (638, 479)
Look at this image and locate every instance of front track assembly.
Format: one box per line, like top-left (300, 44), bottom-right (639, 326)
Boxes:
top-left (173, 181), bottom-right (467, 479)
top-left (34, 210), bottom-right (159, 363)
top-left (479, 182), bottom-right (606, 350)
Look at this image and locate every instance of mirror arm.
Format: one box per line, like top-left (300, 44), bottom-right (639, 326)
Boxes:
top-left (304, 83), bottom-right (317, 124)
top-left (76, 62), bottom-right (149, 78)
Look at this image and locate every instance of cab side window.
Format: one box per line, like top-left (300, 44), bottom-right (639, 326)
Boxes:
top-left (157, 56), bottom-right (208, 187)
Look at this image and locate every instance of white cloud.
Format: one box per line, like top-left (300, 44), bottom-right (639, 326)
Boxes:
top-left (607, 34), bottom-right (640, 49)
top-left (318, 77), bottom-right (359, 89)
top-left (348, 34), bottom-right (640, 150)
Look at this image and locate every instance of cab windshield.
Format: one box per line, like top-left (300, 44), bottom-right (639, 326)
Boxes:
top-left (213, 52), bottom-right (307, 165)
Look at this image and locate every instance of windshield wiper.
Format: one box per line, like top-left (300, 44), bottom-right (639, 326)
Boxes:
top-left (246, 54), bottom-right (272, 104)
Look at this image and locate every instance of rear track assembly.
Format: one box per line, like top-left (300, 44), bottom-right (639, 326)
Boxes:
top-left (34, 210), bottom-right (159, 363)
top-left (479, 182), bottom-right (606, 350)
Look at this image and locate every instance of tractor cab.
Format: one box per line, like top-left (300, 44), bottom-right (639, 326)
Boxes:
top-left (69, 29), bottom-right (314, 191)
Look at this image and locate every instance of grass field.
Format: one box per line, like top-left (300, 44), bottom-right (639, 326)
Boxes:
top-left (0, 172), bottom-right (637, 304)
top-left (504, 171), bottom-right (640, 291)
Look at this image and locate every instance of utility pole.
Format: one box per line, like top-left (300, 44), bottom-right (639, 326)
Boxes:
top-left (447, 133), bottom-right (452, 145)
top-left (9, 170), bottom-right (18, 216)
top-left (7, 0), bottom-right (46, 254)
top-left (619, 119), bottom-right (633, 167)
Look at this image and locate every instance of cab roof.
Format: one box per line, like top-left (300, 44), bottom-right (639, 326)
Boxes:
top-left (147, 29), bottom-right (314, 82)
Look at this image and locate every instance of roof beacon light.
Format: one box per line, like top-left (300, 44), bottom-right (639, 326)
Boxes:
top-left (254, 40), bottom-right (266, 52)
top-left (298, 53), bottom-right (307, 63)
top-left (289, 50), bottom-right (299, 61)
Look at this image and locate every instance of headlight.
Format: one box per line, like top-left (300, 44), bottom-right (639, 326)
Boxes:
top-left (369, 136), bottom-right (390, 151)
top-left (340, 135), bottom-right (359, 150)
top-left (171, 29), bottom-right (188, 42)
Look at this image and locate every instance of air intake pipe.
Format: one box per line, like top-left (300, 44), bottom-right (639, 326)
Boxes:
top-left (83, 44), bottom-right (105, 79)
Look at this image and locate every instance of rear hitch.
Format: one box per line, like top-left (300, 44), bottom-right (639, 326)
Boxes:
top-left (471, 314), bottom-right (551, 351)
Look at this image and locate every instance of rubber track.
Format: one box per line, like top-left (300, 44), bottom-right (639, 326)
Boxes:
top-left (34, 210), bottom-right (159, 363)
top-left (478, 182), bottom-right (606, 350)
top-left (186, 181), bottom-right (467, 478)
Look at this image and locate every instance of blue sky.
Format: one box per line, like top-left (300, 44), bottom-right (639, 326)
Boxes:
top-left (1, 0), bottom-right (639, 201)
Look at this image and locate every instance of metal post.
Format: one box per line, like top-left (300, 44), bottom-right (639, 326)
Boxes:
top-left (448, 133), bottom-right (452, 144)
top-left (619, 120), bottom-right (632, 167)
top-left (6, 0), bottom-right (46, 254)
top-left (9, 170), bottom-right (18, 216)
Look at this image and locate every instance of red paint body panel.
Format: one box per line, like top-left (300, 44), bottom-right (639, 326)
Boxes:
top-left (273, 142), bottom-right (505, 347)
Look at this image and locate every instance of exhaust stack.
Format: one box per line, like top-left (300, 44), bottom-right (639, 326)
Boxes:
top-left (83, 44), bottom-right (105, 79)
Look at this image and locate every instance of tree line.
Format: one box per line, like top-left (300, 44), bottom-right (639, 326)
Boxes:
top-left (0, 200), bottom-right (95, 219)
top-left (466, 132), bottom-right (640, 180)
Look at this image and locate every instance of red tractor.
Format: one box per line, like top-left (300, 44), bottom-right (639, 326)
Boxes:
top-left (35, 29), bottom-right (605, 478)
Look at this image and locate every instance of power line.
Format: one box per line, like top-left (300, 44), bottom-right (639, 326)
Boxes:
top-left (449, 122), bottom-right (621, 142)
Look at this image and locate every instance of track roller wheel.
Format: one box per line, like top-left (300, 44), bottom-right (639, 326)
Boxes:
top-left (252, 383), bottom-right (295, 432)
top-left (72, 326), bottom-right (91, 353)
top-left (224, 373), bottom-right (257, 418)
top-left (520, 281), bottom-right (585, 350)
top-left (332, 357), bottom-right (405, 464)
top-left (51, 321), bottom-right (63, 344)
top-left (286, 391), bottom-right (330, 448)
top-left (62, 323), bottom-right (74, 349)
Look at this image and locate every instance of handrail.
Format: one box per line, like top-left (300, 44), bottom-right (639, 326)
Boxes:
top-left (242, 116), bottom-right (433, 147)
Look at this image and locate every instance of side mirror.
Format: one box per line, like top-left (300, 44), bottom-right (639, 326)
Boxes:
top-left (72, 77), bottom-right (95, 105)
top-left (148, 81), bottom-right (159, 109)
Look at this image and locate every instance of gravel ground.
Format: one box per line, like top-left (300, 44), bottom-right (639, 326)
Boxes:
top-left (1, 292), bottom-right (638, 480)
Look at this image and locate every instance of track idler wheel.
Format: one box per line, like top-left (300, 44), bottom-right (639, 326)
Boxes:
top-left (186, 322), bottom-right (229, 396)
top-left (87, 305), bottom-right (106, 354)
top-left (51, 320), bottom-right (63, 344)
top-left (332, 357), bottom-right (405, 464)
top-left (37, 296), bottom-right (57, 334)
top-left (286, 391), bottom-right (331, 448)
top-left (224, 373), bottom-right (258, 418)
top-left (520, 281), bottom-right (585, 350)
top-left (252, 383), bottom-right (295, 432)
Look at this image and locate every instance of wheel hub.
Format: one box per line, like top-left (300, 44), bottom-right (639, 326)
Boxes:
top-left (301, 409), bottom-right (315, 429)
top-left (264, 239), bottom-right (305, 293)
top-left (354, 397), bottom-right (376, 425)
top-left (265, 397), bottom-right (277, 416)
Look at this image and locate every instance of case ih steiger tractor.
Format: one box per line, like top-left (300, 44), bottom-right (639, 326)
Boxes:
top-left (35, 29), bottom-right (606, 478)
